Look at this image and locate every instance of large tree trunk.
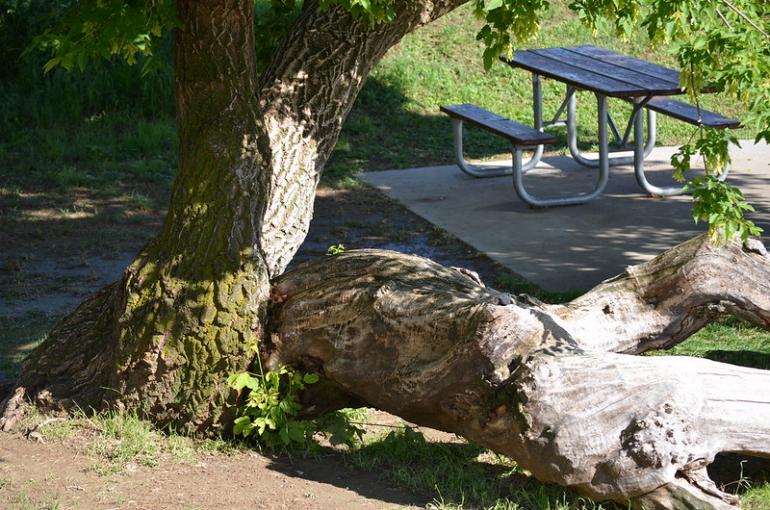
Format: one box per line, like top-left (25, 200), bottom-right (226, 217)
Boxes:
top-left (268, 235), bottom-right (770, 510)
top-left (1, 0), bottom-right (466, 433)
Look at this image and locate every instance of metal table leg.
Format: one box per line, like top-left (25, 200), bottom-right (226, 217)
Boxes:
top-left (632, 98), bottom-right (731, 196)
top-left (511, 93), bottom-right (609, 207)
top-left (567, 86), bottom-right (656, 168)
top-left (632, 97), bottom-right (684, 196)
top-left (451, 119), bottom-right (512, 177)
top-left (522, 74), bottom-right (545, 171)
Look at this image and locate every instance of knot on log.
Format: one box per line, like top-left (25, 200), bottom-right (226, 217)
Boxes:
top-left (621, 402), bottom-right (700, 469)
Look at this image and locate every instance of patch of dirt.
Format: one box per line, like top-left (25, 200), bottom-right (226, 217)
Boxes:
top-left (0, 432), bottom-right (426, 510)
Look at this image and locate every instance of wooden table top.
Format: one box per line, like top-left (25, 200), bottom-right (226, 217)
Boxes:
top-left (502, 45), bottom-right (684, 98)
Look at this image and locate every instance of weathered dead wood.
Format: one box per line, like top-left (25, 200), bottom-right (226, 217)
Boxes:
top-left (268, 235), bottom-right (770, 509)
top-left (552, 235), bottom-right (770, 355)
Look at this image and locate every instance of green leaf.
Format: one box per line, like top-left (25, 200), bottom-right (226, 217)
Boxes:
top-left (279, 425), bottom-right (290, 444)
top-left (227, 372), bottom-right (255, 391)
top-left (233, 416), bottom-right (252, 436)
top-left (288, 422), bottom-right (306, 443)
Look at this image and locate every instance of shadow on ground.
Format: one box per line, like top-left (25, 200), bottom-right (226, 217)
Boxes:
top-left (704, 350), bottom-right (770, 370)
top-left (264, 450), bottom-right (431, 508)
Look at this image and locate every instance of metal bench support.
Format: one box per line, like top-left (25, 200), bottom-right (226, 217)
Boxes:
top-left (512, 93), bottom-right (609, 207)
top-left (632, 97), bottom-right (730, 196)
top-left (566, 85), bottom-right (657, 168)
top-left (452, 74), bottom-right (544, 178)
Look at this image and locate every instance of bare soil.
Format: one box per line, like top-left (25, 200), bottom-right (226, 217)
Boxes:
top-left (0, 184), bottom-right (519, 510)
top-left (0, 431), bottom-right (427, 510)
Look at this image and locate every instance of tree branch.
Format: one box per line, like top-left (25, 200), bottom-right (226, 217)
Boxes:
top-left (550, 235), bottom-right (770, 354)
top-left (720, 0), bottom-right (770, 39)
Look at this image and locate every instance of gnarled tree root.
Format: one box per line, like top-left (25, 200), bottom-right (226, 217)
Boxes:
top-left (0, 387), bottom-right (26, 432)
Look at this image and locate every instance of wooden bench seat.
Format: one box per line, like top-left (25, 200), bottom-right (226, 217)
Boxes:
top-left (440, 104), bottom-right (558, 146)
top-left (645, 97), bottom-right (741, 129)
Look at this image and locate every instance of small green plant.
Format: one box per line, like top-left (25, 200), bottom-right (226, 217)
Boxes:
top-left (326, 243), bottom-right (346, 256)
top-left (228, 365), bottom-right (319, 448)
top-left (686, 176), bottom-right (761, 244)
top-left (671, 128), bottom-right (762, 245)
top-left (227, 363), bottom-right (367, 449)
top-left (314, 408), bottom-right (367, 448)
top-left (227, 340), bottom-right (366, 449)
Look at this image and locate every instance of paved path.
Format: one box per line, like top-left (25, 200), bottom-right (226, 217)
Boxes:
top-left (361, 141), bottom-right (770, 291)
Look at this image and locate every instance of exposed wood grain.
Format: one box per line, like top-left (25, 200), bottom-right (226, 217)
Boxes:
top-left (270, 235), bottom-right (770, 509)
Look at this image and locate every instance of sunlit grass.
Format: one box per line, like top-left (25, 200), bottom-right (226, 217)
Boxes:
top-left (349, 426), bottom-right (613, 510)
top-left (17, 407), bottom-right (237, 476)
top-left (648, 318), bottom-right (770, 370)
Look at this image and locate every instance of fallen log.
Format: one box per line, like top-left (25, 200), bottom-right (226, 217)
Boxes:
top-left (268, 234), bottom-right (770, 509)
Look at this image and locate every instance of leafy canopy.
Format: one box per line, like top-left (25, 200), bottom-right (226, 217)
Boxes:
top-left (28, 0), bottom-right (770, 242)
top-left (29, 0), bottom-right (176, 74)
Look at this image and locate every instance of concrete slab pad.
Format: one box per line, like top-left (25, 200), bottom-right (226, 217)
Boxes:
top-left (361, 141), bottom-right (770, 292)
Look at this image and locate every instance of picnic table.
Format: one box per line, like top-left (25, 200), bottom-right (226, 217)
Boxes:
top-left (441, 45), bottom-right (740, 207)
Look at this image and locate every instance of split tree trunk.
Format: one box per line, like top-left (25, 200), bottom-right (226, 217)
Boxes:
top-left (268, 235), bottom-right (770, 510)
top-left (2, 0), bottom-right (467, 432)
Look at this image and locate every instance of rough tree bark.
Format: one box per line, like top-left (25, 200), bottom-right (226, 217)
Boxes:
top-left (2, 1), bottom-right (768, 509)
top-left (0, 0), bottom-right (467, 433)
top-left (268, 235), bottom-right (770, 510)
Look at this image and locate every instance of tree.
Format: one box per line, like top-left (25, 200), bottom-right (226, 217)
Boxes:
top-left (2, 0), bottom-right (769, 508)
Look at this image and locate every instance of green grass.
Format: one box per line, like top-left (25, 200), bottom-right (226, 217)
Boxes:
top-left (16, 407), bottom-right (236, 476)
top-left (494, 271), bottom-right (584, 304)
top-left (87, 411), bottom-right (164, 474)
top-left (651, 317), bottom-right (770, 370)
top-left (0, 113), bottom-right (176, 192)
top-left (0, 3), bottom-right (751, 193)
top-left (743, 485), bottom-right (770, 510)
top-left (350, 427), bottom-right (611, 510)
top-left (349, 422), bottom-right (770, 510)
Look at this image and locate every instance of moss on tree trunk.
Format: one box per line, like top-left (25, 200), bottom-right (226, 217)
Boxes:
top-left (9, 0), bottom-right (467, 433)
